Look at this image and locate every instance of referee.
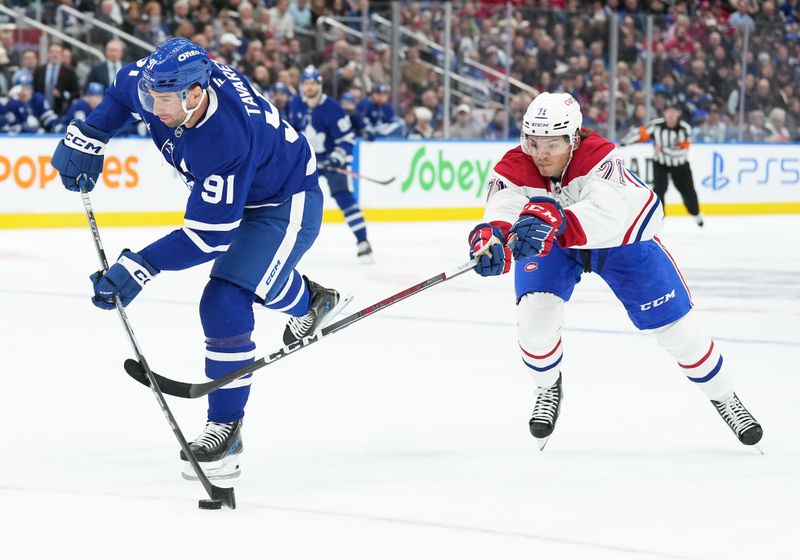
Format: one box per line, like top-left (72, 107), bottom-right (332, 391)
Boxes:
top-left (622, 102), bottom-right (704, 227)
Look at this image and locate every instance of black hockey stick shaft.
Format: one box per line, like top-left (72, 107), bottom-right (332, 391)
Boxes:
top-left (80, 185), bottom-right (235, 509)
top-left (322, 164), bottom-right (395, 185)
top-left (125, 259), bottom-right (478, 399)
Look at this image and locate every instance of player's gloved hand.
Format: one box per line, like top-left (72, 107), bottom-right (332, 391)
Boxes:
top-left (328, 147), bottom-right (348, 168)
top-left (468, 223), bottom-right (511, 276)
top-left (90, 250), bottom-right (159, 310)
top-left (51, 120), bottom-right (109, 192)
top-left (509, 197), bottom-right (566, 259)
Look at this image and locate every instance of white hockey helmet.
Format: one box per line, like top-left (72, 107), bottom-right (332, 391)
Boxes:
top-left (521, 92), bottom-right (583, 153)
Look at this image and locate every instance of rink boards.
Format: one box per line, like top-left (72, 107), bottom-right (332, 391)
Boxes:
top-left (1, 135), bottom-right (799, 228)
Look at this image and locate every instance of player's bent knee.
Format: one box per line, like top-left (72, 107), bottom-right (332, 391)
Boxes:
top-left (517, 292), bottom-right (565, 348)
top-left (200, 278), bottom-right (256, 338)
top-left (650, 311), bottom-right (710, 359)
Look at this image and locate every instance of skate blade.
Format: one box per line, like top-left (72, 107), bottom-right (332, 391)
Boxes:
top-left (534, 436), bottom-right (551, 452)
top-left (752, 444), bottom-right (765, 456)
top-left (182, 455), bottom-right (241, 481)
top-left (317, 294), bottom-right (354, 331)
top-left (358, 253), bottom-right (376, 265)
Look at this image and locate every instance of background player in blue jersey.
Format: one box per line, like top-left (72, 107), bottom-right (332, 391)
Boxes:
top-left (51, 39), bottom-right (350, 481)
top-left (53, 82), bottom-right (106, 133)
top-left (469, 92), bottom-right (762, 451)
top-left (357, 83), bottom-right (405, 139)
top-left (8, 70), bottom-right (57, 132)
top-left (287, 65), bottom-right (374, 263)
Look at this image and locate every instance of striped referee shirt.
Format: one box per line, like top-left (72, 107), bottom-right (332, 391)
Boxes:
top-left (632, 118), bottom-right (692, 167)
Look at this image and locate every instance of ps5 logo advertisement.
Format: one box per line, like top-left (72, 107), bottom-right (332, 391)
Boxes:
top-left (701, 151), bottom-right (799, 191)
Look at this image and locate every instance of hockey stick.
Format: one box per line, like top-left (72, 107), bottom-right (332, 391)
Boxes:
top-left (320, 164), bottom-right (395, 185)
top-left (79, 183), bottom-right (236, 510)
top-left (125, 258), bottom-right (478, 398)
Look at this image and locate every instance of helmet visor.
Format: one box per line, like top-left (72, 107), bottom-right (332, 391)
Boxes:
top-left (137, 79), bottom-right (185, 114)
top-left (522, 134), bottom-right (572, 157)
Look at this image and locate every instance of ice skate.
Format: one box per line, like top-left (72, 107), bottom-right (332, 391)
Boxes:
top-left (180, 419), bottom-right (243, 480)
top-left (711, 392), bottom-right (763, 447)
top-left (283, 276), bottom-right (352, 345)
top-left (693, 213), bottom-right (704, 227)
top-left (357, 240), bottom-right (375, 264)
top-left (529, 374), bottom-right (563, 451)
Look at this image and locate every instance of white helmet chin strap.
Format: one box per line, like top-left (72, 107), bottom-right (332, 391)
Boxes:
top-left (179, 88), bottom-right (207, 127)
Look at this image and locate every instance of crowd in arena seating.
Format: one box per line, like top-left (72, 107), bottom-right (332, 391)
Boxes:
top-left (1, 0), bottom-right (799, 142)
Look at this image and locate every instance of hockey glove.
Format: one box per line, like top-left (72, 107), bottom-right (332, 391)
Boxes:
top-left (90, 250), bottom-right (159, 310)
top-left (468, 223), bottom-right (511, 276)
top-left (51, 120), bottom-right (109, 192)
top-left (509, 197), bottom-right (567, 259)
top-left (328, 147), bottom-right (348, 169)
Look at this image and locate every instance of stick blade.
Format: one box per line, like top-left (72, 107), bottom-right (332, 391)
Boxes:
top-left (210, 485), bottom-right (236, 509)
top-left (123, 359), bottom-right (195, 399)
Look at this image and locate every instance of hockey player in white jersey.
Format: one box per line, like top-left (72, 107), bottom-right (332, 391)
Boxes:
top-left (468, 92), bottom-right (762, 450)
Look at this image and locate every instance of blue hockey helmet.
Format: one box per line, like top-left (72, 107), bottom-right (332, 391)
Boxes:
top-left (13, 70), bottom-right (34, 87)
top-left (300, 65), bottom-right (322, 84)
top-left (271, 81), bottom-right (291, 96)
top-left (85, 82), bottom-right (105, 96)
top-left (137, 38), bottom-right (211, 117)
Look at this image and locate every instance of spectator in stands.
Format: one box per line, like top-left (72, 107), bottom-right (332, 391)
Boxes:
top-left (168, 0), bottom-right (191, 35)
top-left (87, 40), bottom-right (125, 89)
top-left (449, 103), bottom-right (481, 139)
top-left (743, 110), bottom-right (770, 142)
top-left (729, 0), bottom-right (757, 33)
top-left (420, 88), bottom-right (442, 131)
top-left (401, 46), bottom-right (430, 93)
top-left (694, 104), bottom-right (727, 143)
top-left (290, 0), bottom-right (313, 34)
top-left (410, 106), bottom-right (434, 139)
top-left (482, 108), bottom-right (520, 140)
top-left (218, 33), bottom-right (243, 66)
top-left (765, 107), bottom-right (791, 143)
top-left (90, 0), bottom-right (123, 46)
top-left (33, 44), bottom-right (80, 116)
top-left (270, 0), bottom-right (295, 40)
top-left (368, 44), bottom-right (391, 87)
top-left (12, 50), bottom-right (38, 85)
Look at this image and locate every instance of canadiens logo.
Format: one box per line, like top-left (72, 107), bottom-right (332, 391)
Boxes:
top-left (524, 262), bottom-right (539, 272)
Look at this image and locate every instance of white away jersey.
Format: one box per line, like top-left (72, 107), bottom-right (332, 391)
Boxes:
top-left (484, 130), bottom-right (663, 249)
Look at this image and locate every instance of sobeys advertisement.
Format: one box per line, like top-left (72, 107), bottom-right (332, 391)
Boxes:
top-left (358, 141), bottom-right (515, 207)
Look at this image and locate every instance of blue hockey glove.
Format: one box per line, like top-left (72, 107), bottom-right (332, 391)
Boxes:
top-left (509, 197), bottom-right (567, 259)
top-left (328, 147), bottom-right (348, 168)
top-left (90, 250), bottom-right (159, 310)
top-left (468, 223), bottom-right (511, 276)
top-left (51, 120), bottom-right (109, 192)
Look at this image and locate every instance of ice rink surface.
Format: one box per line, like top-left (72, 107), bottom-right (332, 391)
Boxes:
top-left (1, 214), bottom-right (798, 560)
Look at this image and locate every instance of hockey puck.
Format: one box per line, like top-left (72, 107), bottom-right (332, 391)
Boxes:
top-left (198, 498), bottom-right (223, 510)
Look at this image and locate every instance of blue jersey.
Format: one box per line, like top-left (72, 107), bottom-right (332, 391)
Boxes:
top-left (54, 99), bottom-right (94, 133)
top-left (85, 59), bottom-right (315, 272)
top-left (356, 98), bottom-right (405, 138)
top-left (286, 94), bottom-right (354, 164)
top-left (21, 92), bottom-right (57, 132)
top-left (0, 96), bottom-right (30, 133)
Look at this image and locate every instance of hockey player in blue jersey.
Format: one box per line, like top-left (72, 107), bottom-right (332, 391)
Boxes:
top-left (287, 65), bottom-right (374, 263)
top-left (53, 82), bottom-right (106, 133)
top-left (51, 38), bottom-right (350, 480)
top-left (357, 83), bottom-right (405, 139)
top-left (8, 70), bottom-right (57, 132)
